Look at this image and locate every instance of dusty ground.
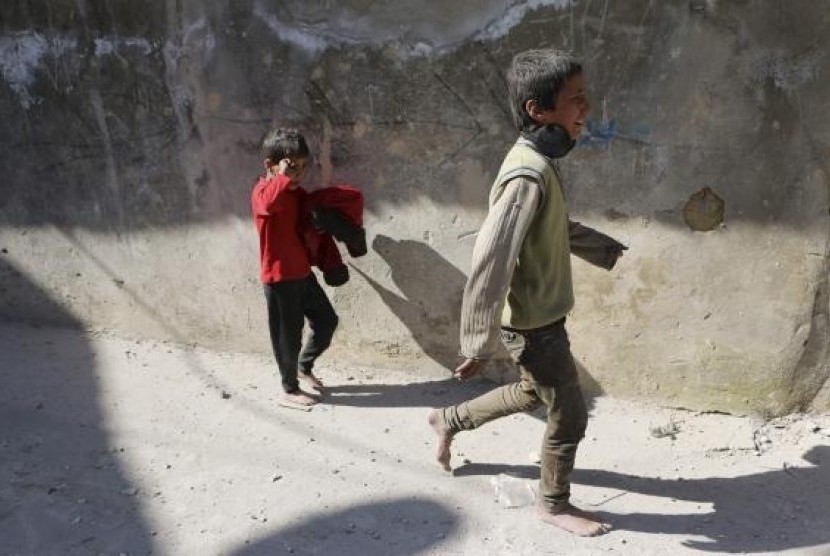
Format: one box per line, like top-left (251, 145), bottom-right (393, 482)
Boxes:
top-left (2, 321), bottom-right (829, 556)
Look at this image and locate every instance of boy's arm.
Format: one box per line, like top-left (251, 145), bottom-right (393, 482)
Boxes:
top-left (457, 177), bottom-right (542, 376)
top-left (568, 220), bottom-right (627, 270)
top-left (251, 174), bottom-right (294, 216)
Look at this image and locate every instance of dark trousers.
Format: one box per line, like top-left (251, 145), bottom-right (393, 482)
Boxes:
top-left (263, 274), bottom-right (339, 393)
top-left (440, 319), bottom-right (588, 512)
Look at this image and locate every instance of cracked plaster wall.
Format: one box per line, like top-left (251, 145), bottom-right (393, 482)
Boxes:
top-left (1, 0), bottom-right (828, 415)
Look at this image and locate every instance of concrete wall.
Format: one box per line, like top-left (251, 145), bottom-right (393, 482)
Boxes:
top-left (1, 0), bottom-right (828, 415)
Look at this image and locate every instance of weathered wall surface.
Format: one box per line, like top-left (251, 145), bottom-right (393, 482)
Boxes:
top-left (1, 1), bottom-right (828, 415)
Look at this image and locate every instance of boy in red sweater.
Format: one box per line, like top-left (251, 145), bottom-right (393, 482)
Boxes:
top-left (251, 128), bottom-right (338, 406)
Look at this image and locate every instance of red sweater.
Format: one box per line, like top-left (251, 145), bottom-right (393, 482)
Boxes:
top-left (251, 174), bottom-right (311, 283)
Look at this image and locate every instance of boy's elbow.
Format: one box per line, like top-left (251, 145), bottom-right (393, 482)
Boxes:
top-left (252, 194), bottom-right (278, 215)
top-left (251, 201), bottom-right (268, 216)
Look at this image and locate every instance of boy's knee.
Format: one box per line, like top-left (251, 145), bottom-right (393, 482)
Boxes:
top-left (317, 312), bottom-right (338, 343)
top-left (547, 402), bottom-right (588, 443)
top-left (573, 408), bottom-right (588, 439)
top-left (568, 395), bottom-right (589, 438)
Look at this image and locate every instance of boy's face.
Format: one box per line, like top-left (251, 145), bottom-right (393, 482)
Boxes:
top-left (284, 156), bottom-right (308, 184)
top-left (528, 73), bottom-right (590, 140)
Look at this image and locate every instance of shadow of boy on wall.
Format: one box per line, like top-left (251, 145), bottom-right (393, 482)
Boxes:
top-left (359, 234), bottom-right (466, 371)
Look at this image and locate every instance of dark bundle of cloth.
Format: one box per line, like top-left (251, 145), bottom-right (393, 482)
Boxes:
top-left (301, 185), bottom-right (367, 286)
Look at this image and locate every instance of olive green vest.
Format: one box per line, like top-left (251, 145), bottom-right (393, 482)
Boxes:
top-left (490, 139), bottom-right (574, 329)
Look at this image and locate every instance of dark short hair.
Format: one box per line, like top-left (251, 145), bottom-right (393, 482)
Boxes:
top-left (507, 49), bottom-right (582, 131)
top-left (261, 128), bottom-right (310, 162)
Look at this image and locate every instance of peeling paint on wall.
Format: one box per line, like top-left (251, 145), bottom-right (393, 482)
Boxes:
top-left (1, 31), bottom-right (157, 107)
top-left (253, 0), bottom-right (571, 56)
top-left (473, 0), bottom-right (571, 43)
top-left (682, 187), bottom-right (725, 231)
top-left (94, 37), bottom-right (154, 57)
top-left (253, 1), bottom-right (333, 54)
top-left (0, 32), bottom-right (76, 108)
top-left (163, 17), bottom-right (217, 141)
top-left (753, 50), bottom-right (821, 94)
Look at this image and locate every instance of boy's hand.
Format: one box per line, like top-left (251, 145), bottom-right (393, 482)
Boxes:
top-left (608, 244), bottom-right (628, 268)
top-left (277, 158), bottom-right (297, 179)
top-left (454, 358), bottom-right (485, 381)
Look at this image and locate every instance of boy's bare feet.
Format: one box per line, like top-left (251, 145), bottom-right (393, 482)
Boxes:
top-left (427, 408), bottom-right (454, 471)
top-left (282, 389), bottom-right (318, 406)
top-left (536, 503), bottom-right (611, 537)
top-left (299, 372), bottom-right (324, 393)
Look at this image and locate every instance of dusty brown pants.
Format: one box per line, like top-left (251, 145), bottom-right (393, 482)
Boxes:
top-left (440, 320), bottom-right (588, 512)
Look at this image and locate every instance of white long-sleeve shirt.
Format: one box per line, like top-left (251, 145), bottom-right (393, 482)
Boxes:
top-left (459, 177), bottom-right (542, 359)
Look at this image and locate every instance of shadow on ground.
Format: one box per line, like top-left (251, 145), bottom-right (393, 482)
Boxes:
top-left (574, 445), bottom-right (830, 553)
top-left (325, 378), bottom-right (492, 409)
top-left (232, 498), bottom-right (458, 556)
top-left (451, 446), bottom-right (830, 553)
top-left (452, 463), bottom-right (540, 479)
top-left (0, 261), bottom-right (154, 554)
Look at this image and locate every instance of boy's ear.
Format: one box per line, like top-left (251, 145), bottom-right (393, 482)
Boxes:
top-left (525, 99), bottom-right (543, 122)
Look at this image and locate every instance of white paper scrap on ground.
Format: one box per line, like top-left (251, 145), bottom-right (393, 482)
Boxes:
top-left (491, 474), bottom-right (536, 508)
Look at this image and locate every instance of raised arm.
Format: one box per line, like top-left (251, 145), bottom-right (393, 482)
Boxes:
top-left (251, 173), bottom-right (296, 216)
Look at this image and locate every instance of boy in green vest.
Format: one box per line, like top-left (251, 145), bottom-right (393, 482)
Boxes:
top-left (428, 49), bottom-right (626, 537)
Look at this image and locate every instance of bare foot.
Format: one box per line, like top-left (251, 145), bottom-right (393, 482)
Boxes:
top-left (536, 503), bottom-right (611, 537)
top-left (427, 409), bottom-right (454, 471)
top-left (282, 390), bottom-right (319, 406)
top-left (299, 372), bottom-right (324, 393)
